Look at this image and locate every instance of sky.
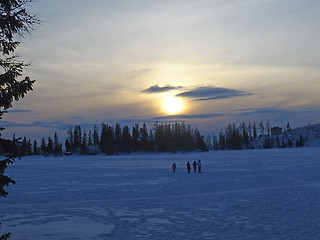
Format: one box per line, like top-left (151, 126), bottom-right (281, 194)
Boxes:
top-left (2, 0), bottom-right (320, 141)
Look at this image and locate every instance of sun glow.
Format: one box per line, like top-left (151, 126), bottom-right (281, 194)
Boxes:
top-left (163, 95), bottom-right (183, 114)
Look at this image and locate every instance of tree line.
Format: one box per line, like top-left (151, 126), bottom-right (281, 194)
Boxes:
top-left (13, 122), bottom-right (208, 156)
top-left (9, 120), bottom-right (307, 157)
top-left (209, 121), bottom-right (305, 150)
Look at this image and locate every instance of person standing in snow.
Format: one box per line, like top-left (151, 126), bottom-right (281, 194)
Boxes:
top-left (192, 161), bottom-right (197, 173)
top-left (186, 161), bottom-right (191, 174)
top-left (197, 159), bottom-right (202, 173)
top-left (172, 163), bottom-right (176, 173)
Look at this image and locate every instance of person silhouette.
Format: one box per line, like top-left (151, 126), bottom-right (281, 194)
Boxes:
top-left (192, 161), bottom-right (197, 173)
top-left (186, 161), bottom-right (191, 174)
top-left (197, 159), bottom-right (202, 173)
top-left (172, 163), bottom-right (176, 173)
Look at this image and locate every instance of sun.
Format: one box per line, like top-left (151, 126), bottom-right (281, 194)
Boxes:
top-left (163, 95), bottom-right (183, 114)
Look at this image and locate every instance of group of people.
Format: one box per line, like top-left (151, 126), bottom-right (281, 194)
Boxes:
top-left (172, 159), bottom-right (202, 173)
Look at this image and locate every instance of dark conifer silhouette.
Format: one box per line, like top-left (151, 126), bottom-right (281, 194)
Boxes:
top-left (0, 0), bottom-right (40, 238)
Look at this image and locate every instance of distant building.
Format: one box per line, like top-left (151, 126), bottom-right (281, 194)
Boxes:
top-left (271, 126), bottom-right (283, 136)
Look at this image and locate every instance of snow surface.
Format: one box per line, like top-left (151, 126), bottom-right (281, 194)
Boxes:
top-left (1, 148), bottom-right (320, 240)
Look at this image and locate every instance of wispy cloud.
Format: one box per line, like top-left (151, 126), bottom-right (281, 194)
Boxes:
top-left (141, 84), bottom-right (183, 94)
top-left (234, 108), bottom-right (291, 116)
top-left (176, 86), bottom-right (252, 101)
top-left (232, 107), bottom-right (320, 123)
top-left (127, 68), bottom-right (153, 80)
top-left (153, 113), bottom-right (223, 120)
top-left (237, 107), bottom-right (320, 115)
top-left (1, 120), bottom-right (67, 130)
top-left (6, 109), bottom-right (33, 113)
top-left (70, 116), bottom-right (83, 120)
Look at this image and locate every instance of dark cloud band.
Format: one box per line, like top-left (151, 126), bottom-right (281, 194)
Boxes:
top-left (6, 109), bottom-right (33, 113)
top-left (141, 84), bottom-right (182, 94)
top-left (176, 86), bottom-right (252, 101)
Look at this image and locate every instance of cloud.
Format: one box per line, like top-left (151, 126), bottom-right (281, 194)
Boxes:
top-left (127, 68), bottom-right (153, 80)
top-left (234, 107), bottom-right (320, 116)
top-left (6, 109), bottom-right (33, 113)
top-left (70, 116), bottom-right (83, 120)
top-left (232, 107), bottom-right (320, 123)
top-left (176, 86), bottom-right (252, 101)
top-left (153, 113), bottom-right (223, 120)
top-left (234, 108), bottom-right (290, 116)
top-left (1, 120), bottom-right (68, 130)
top-left (141, 84), bottom-right (183, 94)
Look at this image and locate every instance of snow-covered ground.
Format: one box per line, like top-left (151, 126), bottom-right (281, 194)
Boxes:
top-left (1, 148), bottom-right (320, 240)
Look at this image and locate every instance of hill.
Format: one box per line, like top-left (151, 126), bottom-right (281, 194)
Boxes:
top-left (251, 123), bottom-right (320, 149)
top-left (288, 123), bottom-right (320, 147)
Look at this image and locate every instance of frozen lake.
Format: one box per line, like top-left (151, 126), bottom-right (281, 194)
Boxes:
top-left (1, 148), bottom-right (320, 239)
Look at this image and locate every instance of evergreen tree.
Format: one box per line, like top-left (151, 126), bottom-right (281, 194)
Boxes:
top-left (20, 137), bottom-right (27, 156)
top-left (33, 140), bottom-right (39, 155)
top-left (106, 125), bottom-right (114, 155)
top-left (179, 122), bottom-right (186, 150)
top-left (81, 132), bottom-right (88, 154)
top-left (172, 122), bottom-right (182, 151)
top-left (100, 123), bottom-right (108, 153)
top-left (164, 123), bottom-right (174, 152)
top-left (73, 125), bottom-right (82, 150)
top-left (180, 122), bottom-right (191, 151)
top-left (47, 137), bottom-right (53, 154)
top-left (259, 120), bottom-right (264, 137)
top-left (88, 130), bottom-right (93, 147)
top-left (73, 125), bottom-right (79, 149)
top-left (185, 125), bottom-right (195, 151)
top-left (154, 122), bottom-right (165, 151)
top-left (195, 129), bottom-right (208, 151)
top-left (132, 124), bottom-right (140, 151)
top-left (148, 129), bottom-right (155, 152)
top-left (40, 138), bottom-right (47, 155)
top-left (240, 122), bottom-right (249, 148)
top-left (65, 139), bottom-right (71, 152)
top-left (285, 122), bottom-right (291, 133)
top-left (296, 135), bottom-right (304, 147)
top-left (140, 123), bottom-right (149, 152)
top-left (114, 123), bottom-right (122, 153)
top-left (253, 121), bottom-right (257, 139)
top-left (0, 0), bottom-right (40, 238)
top-left (0, 0), bottom-right (38, 118)
top-left (121, 125), bottom-right (132, 153)
top-left (27, 139), bottom-right (32, 155)
top-left (263, 137), bottom-right (272, 149)
top-left (266, 121), bottom-right (270, 136)
top-left (98, 123), bottom-right (115, 154)
top-left (58, 143), bottom-right (62, 154)
top-left (248, 122), bottom-right (253, 140)
top-left (67, 126), bottom-right (74, 150)
top-left (0, 144), bottom-right (15, 239)
top-left (225, 124), bottom-right (241, 150)
top-left (218, 130), bottom-right (226, 150)
top-left (53, 132), bottom-right (60, 154)
top-left (93, 125), bottom-right (99, 146)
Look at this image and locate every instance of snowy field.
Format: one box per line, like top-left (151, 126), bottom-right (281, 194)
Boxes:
top-left (1, 148), bottom-right (320, 240)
